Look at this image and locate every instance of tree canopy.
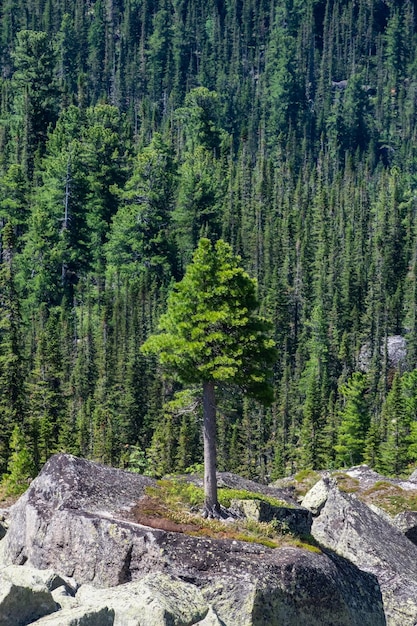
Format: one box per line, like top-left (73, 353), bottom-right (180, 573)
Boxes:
top-left (143, 238), bottom-right (276, 393)
top-left (2, 0), bottom-right (417, 488)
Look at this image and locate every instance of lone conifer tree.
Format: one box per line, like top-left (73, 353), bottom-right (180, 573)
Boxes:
top-left (142, 238), bottom-right (276, 516)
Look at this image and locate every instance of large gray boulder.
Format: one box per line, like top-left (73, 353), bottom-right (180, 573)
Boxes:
top-left (0, 565), bottom-right (59, 625)
top-left (394, 510), bottom-right (417, 545)
top-left (30, 606), bottom-right (115, 625)
top-left (301, 476), bottom-right (331, 515)
top-left (2, 454), bottom-right (385, 626)
top-left (199, 552), bottom-right (384, 626)
top-left (310, 480), bottom-right (417, 625)
top-left (76, 573), bottom-right (209, 626)
top-left (3, 453), bottom-right (156, 586)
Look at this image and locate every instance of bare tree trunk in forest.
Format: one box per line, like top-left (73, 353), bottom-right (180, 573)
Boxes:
top-left (203, 380), bottom-right (220, 517)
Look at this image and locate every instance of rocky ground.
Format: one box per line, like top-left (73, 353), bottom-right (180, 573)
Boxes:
top-left (2, 454), bottom-right (417, 624)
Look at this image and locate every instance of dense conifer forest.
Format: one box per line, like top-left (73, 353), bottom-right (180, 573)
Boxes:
top-left (1, 0), bottom-right (417, 487)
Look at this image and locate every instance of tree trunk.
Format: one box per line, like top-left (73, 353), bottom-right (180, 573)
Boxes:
top-left (203, 380), bottom-right (219, 517)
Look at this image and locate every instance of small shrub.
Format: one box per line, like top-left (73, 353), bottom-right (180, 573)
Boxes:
top-left (292, 470), bottom-right (321, 496)
top-left (126, 446), bottom-right (152, 475)
top-left (146, 479), bottom-right (205, 509)
top-left (294, 469), bottom-right (320, 482)
top-left (184, 463), bottom-right (204, 474)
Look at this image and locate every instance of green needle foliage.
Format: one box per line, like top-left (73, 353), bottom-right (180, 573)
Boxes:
top-left (3, 0), bottom-right (417, 489)
top-left (142, 237), bottom-right (276, 394)
top-left (142, 238), bottom-right (276, 514)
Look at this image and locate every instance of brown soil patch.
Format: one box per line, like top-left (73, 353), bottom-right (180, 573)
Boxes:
top-left (130, 496), bottom-right (204, 533)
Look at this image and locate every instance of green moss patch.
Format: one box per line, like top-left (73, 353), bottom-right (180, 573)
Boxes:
top-left (292, 470), bottom-right (322, 497)
top-left (217, 487), bottom-right (292, 509)
top-left (360, 481), bottom-right (417, 516)
top-left (333, 473), bottom-right (360, 493)
top-left (129, 478), bottom-right (319, 552)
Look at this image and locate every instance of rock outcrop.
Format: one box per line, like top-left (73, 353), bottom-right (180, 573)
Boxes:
top-left (30, 605), bottom-right (115, 626)
top-left (394, 510), bottom-right (417, 545)
top-left (301, 476), bottom-right (330, 514)
top-left (229, 498), bottom-right (312, 535)
top-left (358, 335), bottom-right (407, 373)
top-left (0, 564), bottom-right (61, 625)
top-left (306, 478), bottom-right (417, 625)
top-left (1, 454), bottom-right (386, 626)
top-left (75, 573), bottom-right (209, 626)
top-left (343, 463), bottom-right (417, 492)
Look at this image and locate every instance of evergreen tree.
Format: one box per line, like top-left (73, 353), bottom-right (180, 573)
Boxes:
top-left (2, 424), bottom-right (34, 495)
top-left (0, 222), bottom-right (25, 472)
top-left (27, 307), bottom-right (66, 468)
top-left (142, 238), bottom-right (276, 515)
top-left (10, 30), bottom-right (58, 177)
top-left (335, 372), bottom-right (370, 467)
top-left (380, 373), bottom-right (411, 476)
top-left (106, 133), bottom-right (178, 279)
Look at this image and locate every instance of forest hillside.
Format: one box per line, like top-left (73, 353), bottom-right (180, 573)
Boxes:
top-left (1, 0), bottom-right (417, 487)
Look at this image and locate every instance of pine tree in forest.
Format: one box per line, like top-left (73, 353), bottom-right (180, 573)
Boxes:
top-left (341, 71), bottom-right (373, 154)
top-left (402, 369), bottom-right (417, 464)
top-left (145, 389), bottom-right (196, 477)
top-left (82, 104), bottom-right (130, 270)
top-left (10, 30), bottom-right (58, 177)
top-left (174, 145), bottom-right (225, 262)
top-left (265, 9), bottom-right (304, 141)
top-left (298, 365), bottom-right (324, 470)
top-left (0, 165), bottom-right (29, 240)
top-left (379, 372), bottom-right (411, 476)
top-left (56, 14), bottom-right (81, 103)
top-left (335, 372), bottom-right (370, 468)
top-left (142, 238), bottom-right (276, 515)
top-left (147, 5), bottom-right (173, 108)
top-left (0, 222), bottom-right (26, 473)
top-left (27, 307), bottom-right (67, 469)
top-left (107, 133), bottom-right (178, 279)
top-left (173, 88), bottom-right (228, 264)
top-left (2, 424), bottom-right (34, 495)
